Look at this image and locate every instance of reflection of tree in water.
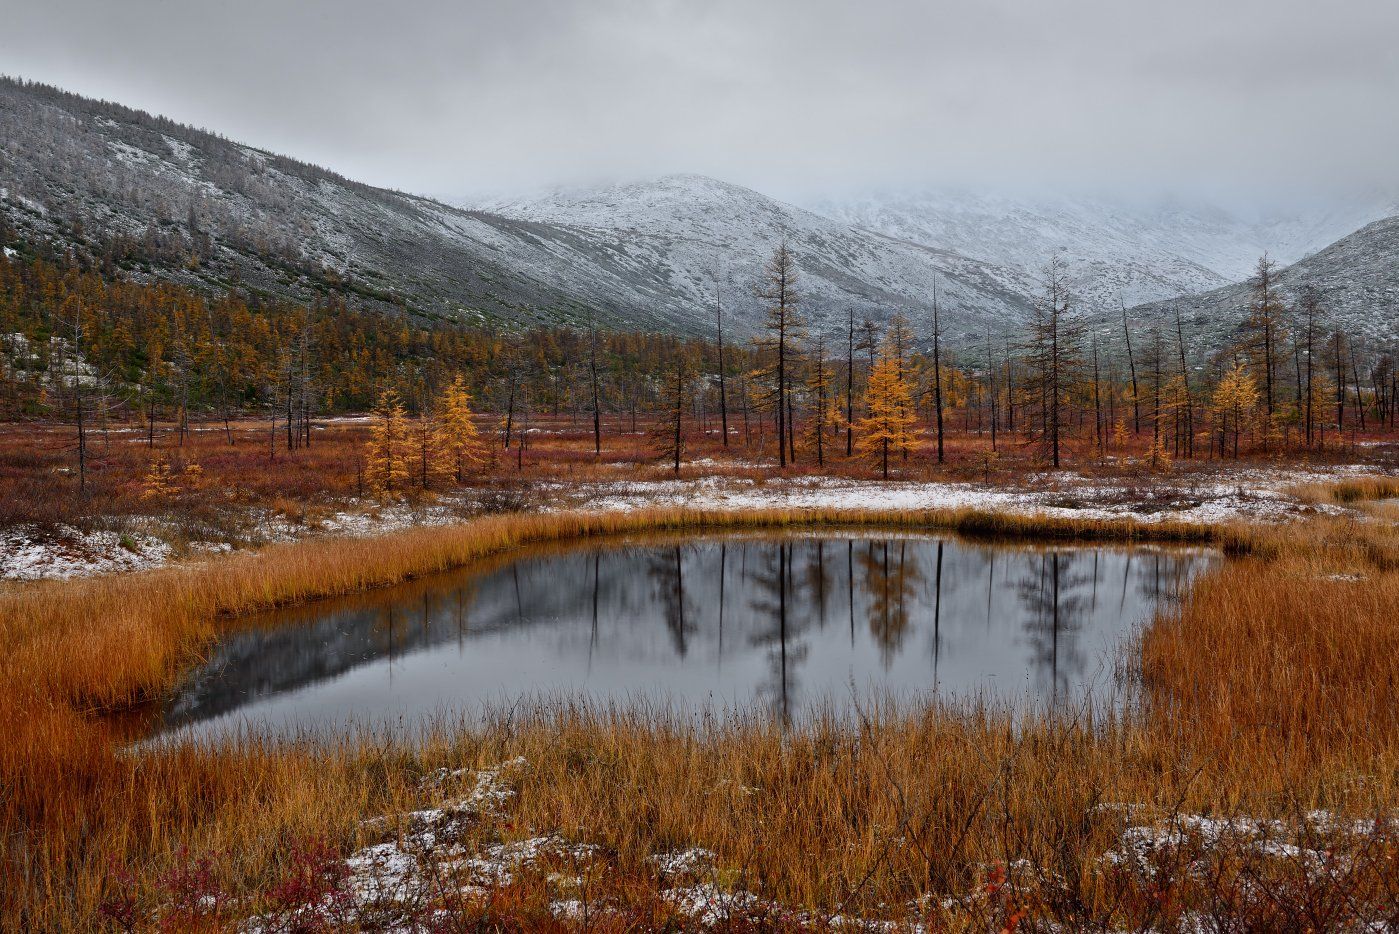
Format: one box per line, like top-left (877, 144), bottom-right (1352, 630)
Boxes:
top-left (748, 542), bottom-right (810, 723)
top-left (1132, 550), bottom-right (1197, 606)
top-left (802, 540), bottom-right (832, 628)
top-left (858, 540), bottom-right (923, 668)
top-left (648, 545), bottom-right (693, 656)
top-left (1015, 550), bottom-right (1094, 704)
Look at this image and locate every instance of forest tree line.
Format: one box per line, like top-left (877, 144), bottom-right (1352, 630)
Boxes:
top-left (1, 244), bottom-right (1395, 488)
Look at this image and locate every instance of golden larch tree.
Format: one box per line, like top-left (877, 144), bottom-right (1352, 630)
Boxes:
top-left (1211, 361), bottom-right (1259, 460)
top-left (856, 349), bottom-right (917, 479)
top-left (436, 376), bottom-right (484, 483)
top-left (365, 388), bottom-right (411, 498)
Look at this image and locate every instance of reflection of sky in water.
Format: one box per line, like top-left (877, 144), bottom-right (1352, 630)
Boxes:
top-left (158, 535), bottom-right (1214, 738)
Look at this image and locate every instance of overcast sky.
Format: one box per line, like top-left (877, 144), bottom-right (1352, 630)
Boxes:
top-left (4, 0), bottom-right (1398, 204)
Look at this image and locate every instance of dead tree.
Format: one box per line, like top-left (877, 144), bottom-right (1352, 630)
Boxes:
top-left (1121, 297), bottom-right (1141, 434)
top-left (1023, 259), bottom-right (1085, 468)
top-left (931, 279), bottom-right (946, 464)
top-left (753, 242), bottom-right (802, 468)
top-left (714, 270), bottom-right (729, 447)
top-left (589, 318), bottom-right (602, 456)
top-left (1173, 305), bottom-right (1194, 458)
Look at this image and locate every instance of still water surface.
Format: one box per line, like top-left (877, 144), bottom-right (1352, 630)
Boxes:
top-left (158, 533), bottom-right (1214, 738)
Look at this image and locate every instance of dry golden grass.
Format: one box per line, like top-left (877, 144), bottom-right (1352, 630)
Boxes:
top-left (1, 496), bottom-right (1396, 929)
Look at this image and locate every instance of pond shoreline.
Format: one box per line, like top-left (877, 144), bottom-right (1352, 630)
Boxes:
top-left (3, 494), bottom-right (1396, 929)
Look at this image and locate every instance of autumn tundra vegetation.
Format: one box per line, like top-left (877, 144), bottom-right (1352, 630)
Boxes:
top-left (1, 238), bottom-right (1397, 930)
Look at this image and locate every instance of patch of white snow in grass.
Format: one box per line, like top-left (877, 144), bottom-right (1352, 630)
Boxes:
top-left (0, 525), bottom-right (171, 581)
top-left (569, 466), bottom-right (1391, 526)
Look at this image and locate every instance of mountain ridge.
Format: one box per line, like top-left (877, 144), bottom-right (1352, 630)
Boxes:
top-left (2, 76), bottom-right (1395, 348)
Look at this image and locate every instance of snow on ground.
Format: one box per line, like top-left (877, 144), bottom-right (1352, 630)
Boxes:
top-left (565, 465), bottom-right (1387, 525)
top-left (2, 465), bottom-right (1390, 582)
top-left (233, 755), bottom-right (1394, 931)
top-left (0, 524), bottom-right (171, 581)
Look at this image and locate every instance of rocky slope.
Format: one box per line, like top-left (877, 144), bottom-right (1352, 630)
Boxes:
top-left (1125, 215), bottom-right (1399, 350)
top-left (0, 79), bottom-right (1027, 338)
top-left (478, 173), bottom-right (1043, 340)
top-left (3, 77), bottom-right (1395, 346)
top-left (813, 188), bottom-right (1398, 316)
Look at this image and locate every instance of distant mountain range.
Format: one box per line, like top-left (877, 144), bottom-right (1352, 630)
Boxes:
top-left (1, 76), bottom-right (1395, 349)
top-left (811, 189), bottom-right (1396, 313)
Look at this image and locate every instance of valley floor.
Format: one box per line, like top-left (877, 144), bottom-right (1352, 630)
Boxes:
top-left (2, 418), bottom-right (1398, 928)
top-left (3, 461), bottom-right (1391, 582)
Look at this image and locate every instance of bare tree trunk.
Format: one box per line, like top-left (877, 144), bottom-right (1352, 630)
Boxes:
top-left (1351, 347), bottom-right (1366, 431)
top-left (1173, 305), bottom-right (1194, 458)
top-left (589, 321), bottom-right (602, 456)
top-left (1121, 298), bottom-right (1140, 434)
top-left (715, 274), bottom-right (728, 448)
top-left (846, 308), bottom-right (854, 457)
top-left (932, 281), bottom-right (945, 464)
top-left (1092, 335), bottom-right (1103, 457)
top-left (503, 370), bottom-right (517, 449)
top-left (72, 301), bottom-right (87, 492)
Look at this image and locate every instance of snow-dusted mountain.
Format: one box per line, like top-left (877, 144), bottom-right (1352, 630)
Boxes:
top-left (477, 174), bottom-right (1039, 339)
top-left (2, 78), bottom-right (1394, 346)
top-left (812, 189), bottom-right (1398, 315)
top-left (0, 79), bottom-right (1031, 338)
top-left (1126, 215), bottom-right (1399, 351)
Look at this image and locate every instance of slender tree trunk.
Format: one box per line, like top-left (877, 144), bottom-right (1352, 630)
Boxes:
top-left (846, 308), bottom-right (854, 457)
top-left (715, 278), bottom-right (728, 447)
top-left (503, 372), bottom-right (516, 449)
top-left (932, 281), bottom-right (945, 464)
top-left (589, 323), bottom-right (602, 456)
top-left (1174, 305), bottom-right (1194, 458)
top-left (1121, 299), bottom-right (1140, 434)
top-left (1092, 335), bottom-right (1103, 457)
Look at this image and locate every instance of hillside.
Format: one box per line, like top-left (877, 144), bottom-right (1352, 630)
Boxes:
top-left (477, 173), bottom-right (1041, 340)
top-left (0, 79), bottom-right (1029, 339)
top-left (1125, 215), bottom-right (1399, 350)
top-left (3, 77), bottom-right (1396, 347)
top-left (813, 188), bottom-right (1398, 316)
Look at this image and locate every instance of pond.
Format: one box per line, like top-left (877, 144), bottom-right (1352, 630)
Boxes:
top-left (154, 532), bottom-right (1215, 739)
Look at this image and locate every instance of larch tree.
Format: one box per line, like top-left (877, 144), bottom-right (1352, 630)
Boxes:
top-left (588, 318), bottom-right (603, 456)
top-left (804, 332), bottom-right (833, 466)
top-left (1211, 360), bottom-right (1259, 460)
top-left (1023, 258), bottom-right (1085, 468)
top-left (714, 269), bottom-right (729, 447)
top-left (656, 348), bottom-right (693, 473)
top-left (845, 308), bottom-right (856, 457)
top-left (437, 375), bottom-right (484, 483)
top-left (930, 280), bottom-right (946, 464)
top-left (856, 344), bottom-right (917, 479)
top-left (365, 387), bottom-right (411, 498)
top-left (1172, 304), bottom-right (1195, 458)
top-left (753, 242), bottom-right (802, 468)
top-left (1241, 254), bottom-right (1286, 423)
top-left (1120, 297), bottom-right (1141, 434)
top-left (414, 402), bottom-right (452, 491)
top-left (884, 313), bottom-right (914, 460)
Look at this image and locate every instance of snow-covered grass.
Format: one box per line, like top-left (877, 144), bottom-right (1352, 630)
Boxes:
top-left (3, 463), bottom-right (1389, 582)
top-left (562, 464), bottom-right (1387, 525)
top-left (214, 753), bottom-right (1399, 931)
top-left (0, 524), bottom-right (171, 581)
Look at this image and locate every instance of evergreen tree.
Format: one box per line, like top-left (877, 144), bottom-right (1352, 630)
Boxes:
top-left (804, 333), bottom-right (833, 466)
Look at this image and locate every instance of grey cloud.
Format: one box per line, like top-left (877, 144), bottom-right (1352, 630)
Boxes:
top-left (2, 0), bottom-right (1396, 203)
